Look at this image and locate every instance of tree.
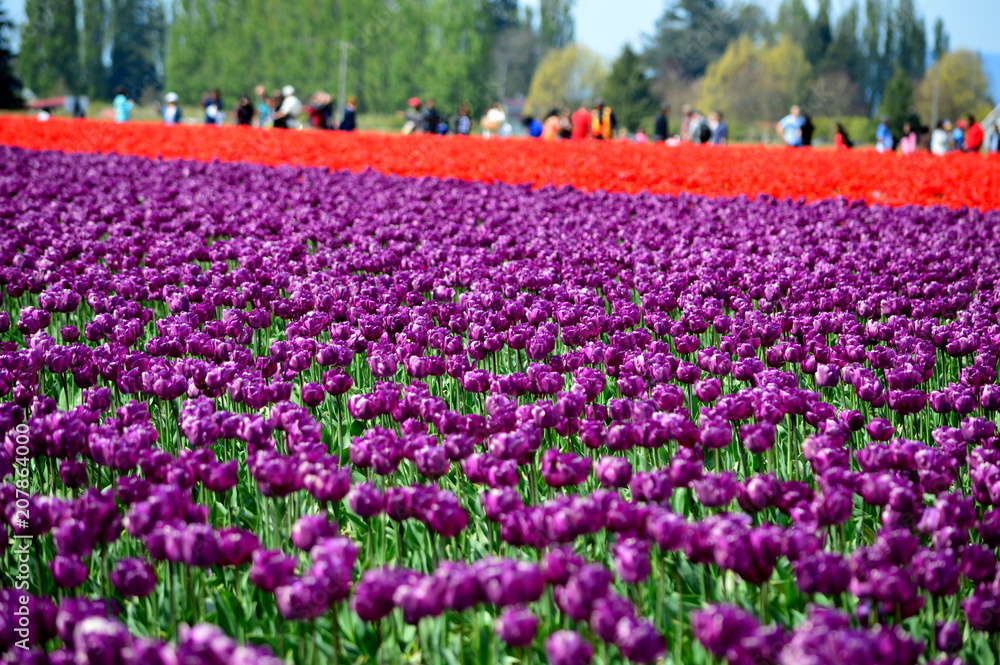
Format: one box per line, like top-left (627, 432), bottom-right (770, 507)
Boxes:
top-left (644, 0), bottom-right (767, 81)
top-left (931, 17), bottom-right (949, 62)
top-left (803, 0), bottom-right (832, 67)
top-left (894, 0), bottom-right (926, 79)
top-left (539, 0), bottom-right (574, 49)
top-left (524, 44), bottom-right (606, 116)
top-left (0, 6), bottom-right (22, 108)
top-left (81, 0), bottom-right (109, 98)
top-left (880, 67), bottom-right (913, 136)
top-left (775, 0), bottom-right (812, 48)
top-left (916, 49), bottom-right (994, 123)
top-left (699, 35), bottom-right (812, 122)
top-left (109, 0), bottom-right (166, 98)
top-left (18, 0), bottom-right (80, 95)
top-left (819, 2), bottom-right (862, 80)
top-left (602, 44), bottom-right (655, 132)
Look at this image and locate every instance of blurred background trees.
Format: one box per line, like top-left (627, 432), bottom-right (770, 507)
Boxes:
top-left (6, 0), bottom-right (994, 130)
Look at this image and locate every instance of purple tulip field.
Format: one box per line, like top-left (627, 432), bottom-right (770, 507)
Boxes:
top-left (3, 144), bottom-right (1000, 665)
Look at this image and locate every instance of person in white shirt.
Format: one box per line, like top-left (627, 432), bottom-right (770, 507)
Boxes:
top-left (930, 120), bottom-right (951, 156)
top-left (274, 85), bottom-right (302, 129)
top-left (481, 103), bottom-right (506, 138)
top-left (163, 92), bottom-right (182, 125)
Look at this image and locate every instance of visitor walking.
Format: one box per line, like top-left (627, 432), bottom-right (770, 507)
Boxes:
top-left (777, 105), bottom-right (804, 147)
top-left (708, 112), bottom-right (728, 145)
top-left (204, 89), bottom-right (225, 125)
top-left (162, 92), bottom-right (182, 125)
top-left (591, 100), bottom-right (616, 140)
top-left (113, 86), bottom-right (133, 123)
top-left (570, 104), bottom-right (591, 140)
top-left (653, 105), bottom-right (671, 142)
top-left (339, 97), bottom-right (358, 131)
top-left (964, 114), bottom-right (984, 153)
top-left (875, 115), bottom-right (893, 152)
top-left (236, 95), bottom-right (254, 126)
top-left (833, 123), bottom-right (852, 149)
top-left (930, 120), bottom-right (951, 155)
top-left (273, 86), bottom-right (302, 129)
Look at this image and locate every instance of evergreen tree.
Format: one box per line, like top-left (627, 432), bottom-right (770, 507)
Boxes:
top-left (803, 0), bottom-right (832, 67)
top-left (775, 0), bottom-right (812, 48)
top-left (880, 67), bottom-right (913, 136)
top-left (109, 0), bottom-right (165, 97)
top-left (0, 6), bottom-right (22, 108)
top-left (602, 44), bottom-right (655, 132)
top-left (931, 17), bottom-right (949, 62)
top-left (19, 0), bottom-right (80, 95)
top-left (539, 0), bottom-right (574, 49)
top-left (82, 0), bottom-right (109, 98)
top-left (894, 0), bottom-right (926, 79)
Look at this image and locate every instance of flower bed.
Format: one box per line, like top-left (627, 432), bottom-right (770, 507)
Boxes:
top-left (1, 116), bottom-right (998, 210)
top-left (2, 145), bottom-right (1000, 664)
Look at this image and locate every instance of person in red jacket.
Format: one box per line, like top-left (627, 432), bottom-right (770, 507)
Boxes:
top-left (570, 104), bottom-right (591, 140)
top-left (964, 114), bottom-right (984, 152)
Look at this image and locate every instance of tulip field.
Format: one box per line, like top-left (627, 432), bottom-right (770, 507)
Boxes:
top-left (2, 119), bottom-right (1000, 665)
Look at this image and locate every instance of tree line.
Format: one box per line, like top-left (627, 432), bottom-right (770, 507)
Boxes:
top-left (1, 0), bottom-right (994, 133)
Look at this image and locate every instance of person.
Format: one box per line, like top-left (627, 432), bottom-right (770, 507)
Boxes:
top-left (708, 111), bottom-right (728, 145)
top-left (522, 115), bottom-right (543, 138)
top-left (964, 114), bottom-right (983, 153)
top-left (421, 99), bottom-right (442, 134)
top-left (952, 119), bottom-right (966, 151)
top-left (558, 109), bottom-right (573, 139)
top-left (112, 86), bottom-right (133, 123)
top-left (269, 89), bottom-right (285, 127)
top-left (541, 109), bottom-right (561, 141)
top-left (307, 91), bottom-right (334, 129)
top-left (162, 92), bottom-right (182, 125)
top-left (254, 85), bottom-right (272, 128)
top-left (930, 120), bottom-right (950, 155)
top-left (401, 97), bottom-right (422, 134)
top-left (777, 105), bottom-right (804, 147)
top-left (481, 103), bottom-right (507, 138)
top-left (570, 104), bottom-right (591, 140)
top-left (800, 114), bottom-right (814, 147)
top-left (688, 111), bottom-right (710, 144)
top-left (235, 95), bottom-right (254, 126)
top-left (274, 85), bottom-right (302, 129)
top-left (633, 128), bottom-right (649, 144)
top-left (339, 96), bottom-right (357, 131)
top-left (204, 89), bottom-right (224, 125)
top-left (454, 104), bottom-right (472, 136)
top-left (653, 105), bottom-right (671, 142)
top-left (990, 122), bottom-right (1000, 154)
top-left (591, 100), bottom-right (616, 140)
top-left (834, 122), bottom-right (853, 149)
top-left (875, 115), bottom-right (893, 152)
top-left (680, 104), bottom-right (694, 141)
top-left (899, 122), bottom-right (917, 155)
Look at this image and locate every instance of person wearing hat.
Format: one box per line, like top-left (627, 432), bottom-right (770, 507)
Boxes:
top-left (274, 85), bottom-right (302, 129)
top-left (401, 97), bottom-right (422, 134)
top-left (163, 92), bottom-right (182, 125)
top-left (875, 115), bottom-right (894, 153)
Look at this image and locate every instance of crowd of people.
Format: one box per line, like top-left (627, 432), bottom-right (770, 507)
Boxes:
top-left (778, 104), bottom-right (999, 155)
top-left (111, 84), bottom-right (357, 131)
top-left (107, 85), bottom-right (998, 153)
top-left (398, 98), bottom-right (730, 146)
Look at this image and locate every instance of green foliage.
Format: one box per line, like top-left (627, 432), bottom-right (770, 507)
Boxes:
top-left (109, 0), bottom-right (166, 97)
top-left (539, 0), bottom-right (574, 49)
top-left (880, 67), bottom-right (913, 137)
top-left (803, 0), bottom-right (832, 67)
top-left (700, 36), bottom-right (812, 122)
top-left (602, 45), bottom-right (655, 132)
top-left (19, 0), bottom-right (80, 95)
top-left (524, 44), bottom-right (605, 116)
top-left (644, 0), bottom-right (768, 81)
top-left (931, 17), bottom-right (949, 62)
top-left (0, 6), bottom-right (22, 108)
top-left (916, 49), bottom-right (995, 124)
top-left (166, 0), bottom-right (496, 115)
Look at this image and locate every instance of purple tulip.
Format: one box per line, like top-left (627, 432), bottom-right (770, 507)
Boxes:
top-left (545, 630), bottom-right (593, 665)
top-left (495, 606), bottom-right (539, 648)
